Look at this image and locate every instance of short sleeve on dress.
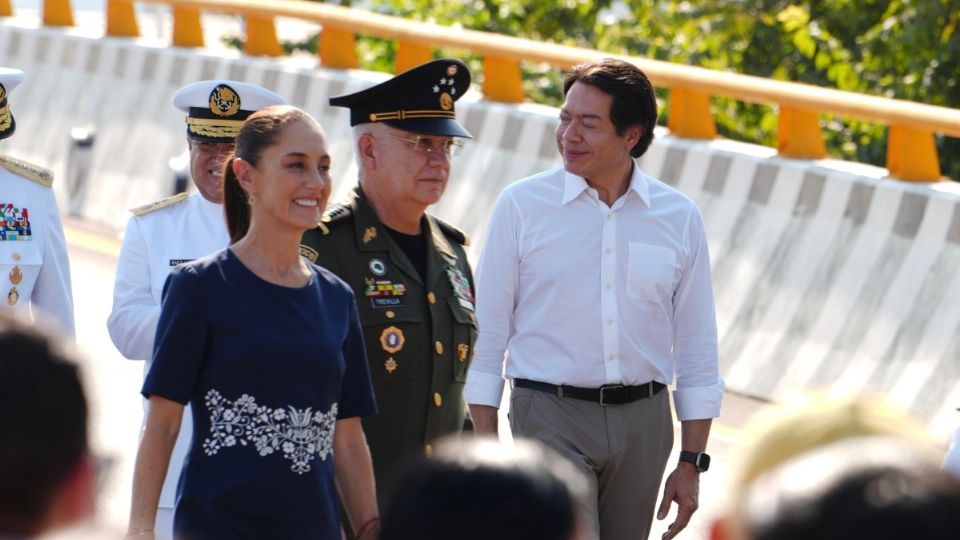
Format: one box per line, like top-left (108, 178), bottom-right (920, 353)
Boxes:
top-left (142, 265), bottom-right (209, 404)
top-left (337, 292), bottom-right (377, 419)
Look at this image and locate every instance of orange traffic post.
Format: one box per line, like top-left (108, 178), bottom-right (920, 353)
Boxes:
top-left (106, 0), bottom-right (139, 38)
top-left (395, 41), bottom-right (432, 73)
top-left (668, 87), bottom-right (716, 139)
top-left (778, 106), bottom-right (827, 159)
top-left (0, 0), bottom-right (13, 17)
top-left (887, 125), bottom-right (941, 181)
top-left (172, 5), bottom-right (204, 48)
top-left (245, 14), bottom-right (282, 57)
top-left (319, 27), bottom-right (359, 69)
top-left (43, 0), bottom-right (74, 27)
top-left (482, 55), bottom-right (524, 103)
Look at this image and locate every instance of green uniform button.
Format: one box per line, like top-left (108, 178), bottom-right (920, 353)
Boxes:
top-left (427, 292), bottom-right (436, 304)
top-left (433, 393), bottom-right (442, 407)
top-left (435, 340), bottom-right (444, 355)
top-left (385, 310), bottom-right (395, 319)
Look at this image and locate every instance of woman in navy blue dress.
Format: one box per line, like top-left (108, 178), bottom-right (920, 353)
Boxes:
top-left (127, 106), bottom-right (380, 540)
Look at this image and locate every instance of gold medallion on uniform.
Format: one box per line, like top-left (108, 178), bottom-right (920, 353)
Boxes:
top-left (384, 357), bottom-right (398, 374)
top-left (7, 287), bottom-right (18, 305)
top-left (9, 266), bottom-right (22, 285)
top-left (457, 343), bottom-right (469, 362)
top-left (380, 326), bottom-right (405, 353)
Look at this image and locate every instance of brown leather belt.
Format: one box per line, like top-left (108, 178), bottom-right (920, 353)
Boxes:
top-left (514, 378), bottom-right (666, 406)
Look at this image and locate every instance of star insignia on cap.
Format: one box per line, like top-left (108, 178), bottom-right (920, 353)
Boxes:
top-left (433, 85), bottom-right (440, 93)
top-left (451, 87), bottom-right (457, 95)
top-left (439, 77), bottom-right (448, 85)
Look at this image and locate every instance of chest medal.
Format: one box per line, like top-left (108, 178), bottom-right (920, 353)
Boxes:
top-left (446, 265), bottom-right (475, 311)
top-left (9, 265), bottom-right (22, 285)
top-left (365, 277), bottom-right (407, 308)
top-left (0, 204), bottom-right (32, 241)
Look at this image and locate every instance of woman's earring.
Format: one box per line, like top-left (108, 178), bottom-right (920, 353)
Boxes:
top-left (248, 195), bottom-right (255, 205)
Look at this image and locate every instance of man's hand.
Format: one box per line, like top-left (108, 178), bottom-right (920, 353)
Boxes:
top-left (467, 404), bottom-right (499, 435)
top-left (656, 462), bottom-right (700, 539)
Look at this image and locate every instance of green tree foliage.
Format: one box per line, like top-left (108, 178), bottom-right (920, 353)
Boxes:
top-left (291, 0), bottom-right (959, 179)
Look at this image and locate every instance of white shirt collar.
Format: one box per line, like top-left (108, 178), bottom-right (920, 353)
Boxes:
top-left (560, 161), bottom-right (652, 207)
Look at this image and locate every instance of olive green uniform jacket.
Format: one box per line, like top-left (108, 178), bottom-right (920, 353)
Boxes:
top-left (300, 186), bottom-right (477, 505)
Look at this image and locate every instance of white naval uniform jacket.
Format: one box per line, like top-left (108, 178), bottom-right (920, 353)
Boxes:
top-left (0, 156), bottom-right (74, 336)
top-left (107, 191), bottom-right (229, 509)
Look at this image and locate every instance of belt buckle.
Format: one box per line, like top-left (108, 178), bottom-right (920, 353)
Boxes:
top-left (599, 384), bottom-right (624, 406)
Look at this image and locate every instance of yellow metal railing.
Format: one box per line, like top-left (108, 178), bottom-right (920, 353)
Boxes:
top-left (11, 0), bottom-right (960, 181)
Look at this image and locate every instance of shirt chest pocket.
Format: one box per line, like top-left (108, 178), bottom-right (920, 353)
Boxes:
top-left (362, 309), bottom-right (428, 382)
top-left (626, 242), bottom-right (679, 303)
top-left (0, 243), bottom-right (42, 307)
top-left (447, 298), bottom-right (478, 383)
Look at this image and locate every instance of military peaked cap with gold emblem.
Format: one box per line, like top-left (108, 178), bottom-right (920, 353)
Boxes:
top-left (329, 58), bottom-right (472, 138)
top-left (0, 67), bottom-right (25, 140)
top-left (173, 80), bottom-right (287, 143)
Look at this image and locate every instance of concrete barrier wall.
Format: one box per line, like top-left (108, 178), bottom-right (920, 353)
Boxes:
top-left (3, 22), bottom-right (958, 438)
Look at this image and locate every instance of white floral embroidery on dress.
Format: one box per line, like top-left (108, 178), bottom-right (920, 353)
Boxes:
top-left (202, 389), bottom-right (338, 474)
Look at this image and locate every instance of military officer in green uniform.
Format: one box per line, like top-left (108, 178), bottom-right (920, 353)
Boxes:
top-left (300, 58), bottom-right (476, 507)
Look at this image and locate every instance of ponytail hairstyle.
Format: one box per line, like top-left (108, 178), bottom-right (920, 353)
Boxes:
top-left (223, 105), bottom-right (317, 243)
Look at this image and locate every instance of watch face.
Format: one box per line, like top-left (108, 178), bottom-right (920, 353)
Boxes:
top-left (680, 451), bottom-right (710, 472)
top-left (697, 452), bottom-right (711, 472)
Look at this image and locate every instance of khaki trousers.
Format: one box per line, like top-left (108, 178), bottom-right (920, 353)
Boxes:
top-left (510, 386), bottom-right (674, 540)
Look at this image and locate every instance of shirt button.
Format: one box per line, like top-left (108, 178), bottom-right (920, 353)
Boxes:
top-left (12, 253), bottom-right (20, 261)
top-left (607, 214), bottom-right (614, 220)
top-left (608, 319), bottom-right (614, 325)
top-left (605, 248), bottom-right (612, 254)
top-left (433, 393), bottom-right (443, 407)
top-left (435, 341), bottom-right (444, 355)
top-left (427, 292), bottom-right (436, 304)
top-left (385, 310), bottom-right (395, 319)
top-left (606, 284), bottom-right (613, 290)
top-left (609, 354), bottom-right (615, 361)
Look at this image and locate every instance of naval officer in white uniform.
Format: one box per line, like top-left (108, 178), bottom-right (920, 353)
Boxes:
top-left (108, 80), bottom-right (286, 539)
top-left (0, 67), bottom-right (74, 337)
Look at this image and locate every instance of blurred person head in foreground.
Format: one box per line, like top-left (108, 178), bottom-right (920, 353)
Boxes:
top-left (0, 316), bottom-right (93, 538)
top-left (724, 436), bottom-right (960, 540)
top-left (379, 436), bottom-right (596, 540)
top-left (710, 394), bottom-right (948, 540)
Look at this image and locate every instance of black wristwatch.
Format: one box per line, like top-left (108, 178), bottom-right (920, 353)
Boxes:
top-left (679, 451), bottom-right (711, 472)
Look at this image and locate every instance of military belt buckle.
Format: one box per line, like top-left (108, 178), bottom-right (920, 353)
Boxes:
top-left (599, 384), bottom-right (625, 407)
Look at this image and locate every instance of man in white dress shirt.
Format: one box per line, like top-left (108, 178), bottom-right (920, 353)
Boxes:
top-left (0, 67), bottom-right (74, 337)
top-left (464, 59), bottom-right (724, 540)
top-left (107, 80), bottom-right (286, 539)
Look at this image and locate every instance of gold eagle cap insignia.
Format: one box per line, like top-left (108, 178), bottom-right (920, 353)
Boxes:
top-left (209, 84), bottom-right (241, 118)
